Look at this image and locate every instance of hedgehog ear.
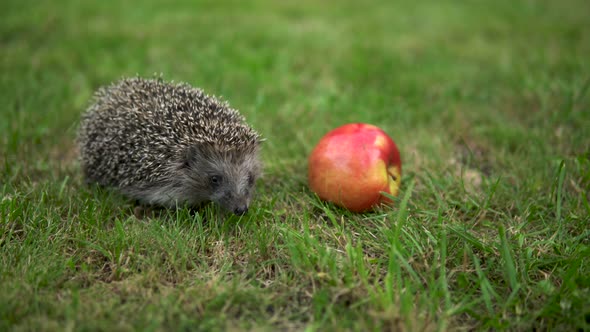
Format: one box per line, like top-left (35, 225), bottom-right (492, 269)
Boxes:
top-left (179, 145), bottom-right (214, 169)
top-left (178, 148), bottom-right (192, 170)
top-left (179, 145), bottom-right (202, 170)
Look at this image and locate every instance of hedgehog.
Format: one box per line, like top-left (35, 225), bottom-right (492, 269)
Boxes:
top-left (77, 76), bottom-right (263, 216)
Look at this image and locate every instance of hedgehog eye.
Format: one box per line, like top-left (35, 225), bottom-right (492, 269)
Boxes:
top-left (209, 175), bottom-right (223, 188)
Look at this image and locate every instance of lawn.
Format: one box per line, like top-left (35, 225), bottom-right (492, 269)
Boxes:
top-left (1, 0), bottom-right (589, 330)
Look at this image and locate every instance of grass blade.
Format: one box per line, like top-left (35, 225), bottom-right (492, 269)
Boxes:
top-left (468, 244), bottom-right (498, 315)
top-left (391, 179), bottom-right (415, 246)
top-left (498, 226), bottom-right (519, 293)
top-left (555, 160), bottom-right (566, 240)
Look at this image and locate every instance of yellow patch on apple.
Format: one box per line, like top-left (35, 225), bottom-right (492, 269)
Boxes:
top-left (387, 165), bottom-right (401, 197)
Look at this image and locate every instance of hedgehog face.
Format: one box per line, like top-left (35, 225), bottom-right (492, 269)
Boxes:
top-left (179, 144), bottom-right (262, 215)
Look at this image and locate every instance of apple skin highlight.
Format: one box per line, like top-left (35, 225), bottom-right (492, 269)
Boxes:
top-left (308, 123), bottom-right (402, 212)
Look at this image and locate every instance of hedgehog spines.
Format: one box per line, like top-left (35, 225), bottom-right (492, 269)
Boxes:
top-left (77, 76), bottom-right (263, 213)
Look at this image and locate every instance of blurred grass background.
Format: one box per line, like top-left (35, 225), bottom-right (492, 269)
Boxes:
top-left (1, 0), bottom-right (589, 330)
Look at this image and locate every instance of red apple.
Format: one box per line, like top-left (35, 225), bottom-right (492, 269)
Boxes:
top-left (308, 123), bottom-right (402, 212)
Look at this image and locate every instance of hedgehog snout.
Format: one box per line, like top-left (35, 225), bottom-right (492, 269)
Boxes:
top-left (212, 190), bottom-right (251, 216)
top-left (233, 205), bottom-right (248, 216)
top-left (229, 196), bottom-right (250, 216)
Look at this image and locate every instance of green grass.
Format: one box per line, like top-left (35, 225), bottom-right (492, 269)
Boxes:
top-left (1, 0), bottom-right (589, 330)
